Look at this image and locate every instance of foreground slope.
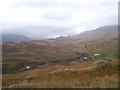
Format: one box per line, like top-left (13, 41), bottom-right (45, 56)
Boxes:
top-left (3, 59), bottom-right (118, 88)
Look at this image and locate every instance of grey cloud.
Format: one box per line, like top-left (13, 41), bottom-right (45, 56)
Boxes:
top-left (1, 0), bottom-right (118, 40)
top-left (42, 12), bottom-right (72, 20)
top-left (11, 1), bottom-right (85, 10)
top-left (2, 25), bottom-right (76, 39)
top-left (12, 1), bottom-right (59, 8)
top-left (11, 0), bottom-right (117, 11)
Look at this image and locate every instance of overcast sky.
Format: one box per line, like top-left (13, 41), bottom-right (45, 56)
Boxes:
top-left (0, 0), bottom-right (118, 39)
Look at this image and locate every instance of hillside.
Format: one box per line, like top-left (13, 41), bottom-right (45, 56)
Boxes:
top-left (55, 25), bottom-right (118, 53)
top-left (2, 25), bottom-right (118, 74)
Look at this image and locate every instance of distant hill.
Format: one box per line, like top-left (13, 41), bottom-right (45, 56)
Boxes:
top-left (2, 34), bottom-right (31, 43)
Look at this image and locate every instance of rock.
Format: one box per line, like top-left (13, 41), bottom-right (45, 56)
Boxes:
top-left (93, 60), bottom-right (112, 67)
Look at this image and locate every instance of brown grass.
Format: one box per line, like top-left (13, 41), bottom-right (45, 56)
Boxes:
top-left (2, 59), bottom-right (118, 88)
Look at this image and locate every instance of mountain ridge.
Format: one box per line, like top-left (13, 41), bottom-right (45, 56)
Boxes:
top-left (2, 34), bottom-right (31, 43)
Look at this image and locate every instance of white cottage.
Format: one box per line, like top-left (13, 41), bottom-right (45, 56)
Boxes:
top-left (26, 66), bottom-right (31, 70)
top-left (93, 54), bottom-right (101, 56)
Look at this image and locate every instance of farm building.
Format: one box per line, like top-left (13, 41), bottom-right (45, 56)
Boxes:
top-left (93, 54), bottom-right (101, 56)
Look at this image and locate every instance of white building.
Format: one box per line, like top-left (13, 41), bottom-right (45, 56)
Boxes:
top-left (26, 66), bottom-right (31, 70)
top-left (84, 57), bottom-right (88, 60)
top-left (93, 54), bottom-right (101, 56)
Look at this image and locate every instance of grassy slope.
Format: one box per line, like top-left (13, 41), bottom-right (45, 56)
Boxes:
top-left (3, 59), bottom-right (118, 88)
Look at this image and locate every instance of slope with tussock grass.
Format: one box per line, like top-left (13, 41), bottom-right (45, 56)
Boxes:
top-left (3, 59), bottom-right (118, 88)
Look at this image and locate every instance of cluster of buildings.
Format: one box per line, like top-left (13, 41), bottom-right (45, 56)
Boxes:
top-left (77, 53), bottom-right (101, 60)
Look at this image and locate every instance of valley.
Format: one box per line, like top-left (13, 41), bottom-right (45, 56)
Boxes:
top-left (2, 25), bottom-right (118, 88)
